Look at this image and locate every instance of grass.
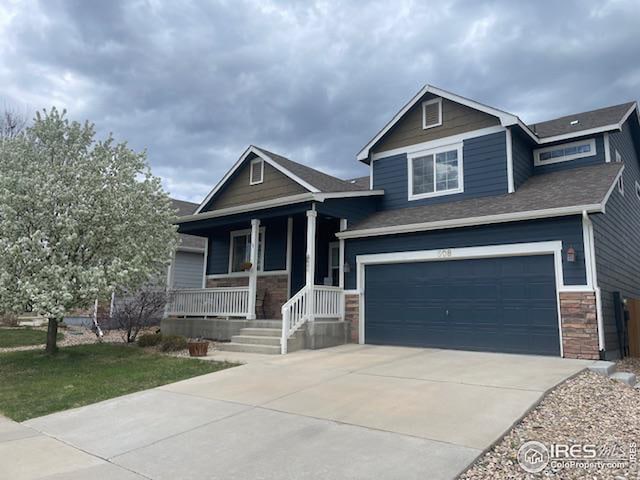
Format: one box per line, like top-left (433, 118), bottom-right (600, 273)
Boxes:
top-left (0, 327), bottom-right (63, 348)
top-left (0, 343), bottom-right (236, 421)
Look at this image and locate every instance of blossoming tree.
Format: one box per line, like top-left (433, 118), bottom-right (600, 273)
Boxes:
top-left (0, 108), bottom-right (178, 353)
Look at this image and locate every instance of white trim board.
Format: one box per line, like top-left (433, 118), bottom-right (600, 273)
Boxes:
top-left (337, 203), bottom-right (605, 240)
top-left (354, 241), bottom-right (590, 357)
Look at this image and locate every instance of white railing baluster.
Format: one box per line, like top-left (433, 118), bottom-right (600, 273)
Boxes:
top-left (166, 287), bottom-right (251, 318)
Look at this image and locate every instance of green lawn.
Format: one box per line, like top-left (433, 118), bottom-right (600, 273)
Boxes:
top-left (0, 327), bottom-right (63, 348)
top-left (0, 343), bottom-right (236, 421)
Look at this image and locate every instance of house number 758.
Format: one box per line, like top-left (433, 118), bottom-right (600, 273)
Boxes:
top-left (438, 249), bottom-right (452, 258)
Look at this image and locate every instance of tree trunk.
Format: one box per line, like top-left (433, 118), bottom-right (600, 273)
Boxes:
top-left (46, 318), bottom-right (59, 354)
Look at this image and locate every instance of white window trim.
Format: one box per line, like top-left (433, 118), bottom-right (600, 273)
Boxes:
top-left (228, 227), bottom-right (265, 273)
top-left (353, 241), bottom-right (588, 358)
top-left (328, 241), bottom-right (340, 286)
top-left (618, 176), bottom-right (625, 196)
top-left (422, 97), bottom-right (443, 129)
top-left (407, 142), bottom-right (464, 201)
top-left (533, 138), bottom-right (597, 167)
top-left (249, 158), bottom-right (264, 185)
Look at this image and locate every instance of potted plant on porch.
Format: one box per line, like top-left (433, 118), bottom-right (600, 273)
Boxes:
top-left (187, 337), bottom-right (209, 357)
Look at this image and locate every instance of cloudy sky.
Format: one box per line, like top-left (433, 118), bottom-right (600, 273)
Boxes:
top-left (1, 0), bottom-right (639, 203)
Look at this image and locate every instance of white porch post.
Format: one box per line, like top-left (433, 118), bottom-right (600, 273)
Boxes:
top-left (247, 218), bottom-right (260, 320)
top-left (339, 218), bottom-right (347, 321)
top-left (306, 209), bottom-right (317, 321)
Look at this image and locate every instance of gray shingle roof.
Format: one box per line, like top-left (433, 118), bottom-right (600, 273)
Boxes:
top-left (171, 198), bottom-right (206, 250)
top-left (530, 102), bottom-right (636, 139)
top-left (253, 146), bottom-right (368, 193)
top-left (345, 163), bottom-right (622, 233)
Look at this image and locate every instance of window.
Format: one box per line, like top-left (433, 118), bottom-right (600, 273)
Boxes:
top-left (615, 150), bottom-right (622, 163)
top-left (408, 143), bottom-right (463, 200)
top-left (249, 158), bottom-right (264, 185)
top-left (533, 139), bottom-right (596, 166)
top-left (618, 176), bottom-right (625, 196)
top-left (422, 98), bottom-right (442, 129)
top-left (229, 228), bottom-right (265, 273)
top-left (636, 181), bottom-right (640, 200)
top-left (328, 242), bottom-right (340, 286)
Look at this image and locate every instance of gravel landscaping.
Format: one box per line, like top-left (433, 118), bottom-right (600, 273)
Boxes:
top-left (459, 369), bottom-right (640, 479)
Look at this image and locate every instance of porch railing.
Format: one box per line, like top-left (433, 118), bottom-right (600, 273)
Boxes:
top-left (281, 285), bottom-right (344, 354)
top-left (166, 287), bottom-right (251, 318)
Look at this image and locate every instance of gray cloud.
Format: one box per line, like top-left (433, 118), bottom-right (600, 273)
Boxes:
top-left (1, 0), bottom-right (639, 202)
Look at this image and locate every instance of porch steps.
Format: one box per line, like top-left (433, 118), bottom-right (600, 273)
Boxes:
top-left (217, 320), bottom-right (285, 355)
top-left (231, 335), bottom-right (281, 346)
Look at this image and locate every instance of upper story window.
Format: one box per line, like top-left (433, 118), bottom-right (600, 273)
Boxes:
top-left (229, 228), bottom-right (265, 273)
top-left (615, 149), bottom-right (622, 163)
top-left (250, 158), bottom-right (264, 185)
top-left (422, 98), bottom-right (443, 129)
top-left (408, 143), bottom-right (463, 200)
top-left (533, 139), bottom-right (596, 167)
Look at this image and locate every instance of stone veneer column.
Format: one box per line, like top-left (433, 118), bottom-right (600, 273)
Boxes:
top-left (344, 294), bottom-right (360, 343)
top-left (559, 291), bottom-right (600, 360)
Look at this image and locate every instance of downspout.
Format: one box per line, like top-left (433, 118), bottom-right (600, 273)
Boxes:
top-left (582, 210), bottom-right (605, 353)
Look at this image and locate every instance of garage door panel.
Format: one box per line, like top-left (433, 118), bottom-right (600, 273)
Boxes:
top-left (364, 255), bottom-right (560, 356)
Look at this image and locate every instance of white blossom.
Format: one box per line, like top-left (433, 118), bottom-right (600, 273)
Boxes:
top-left (0, 108), bottom-right (178, 321)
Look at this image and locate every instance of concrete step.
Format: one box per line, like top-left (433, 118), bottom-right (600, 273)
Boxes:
top-left (217, 342), bottom-right (281, 355)
top-left (245, 320), bottom-right (282, 329)
top-left (231, 335), bottom-right (281, 346)
top-left (240, 327), bottom-right (282, 337)
top-left (588, 361), bottom-right (617, 377)
top-left (610, 371), bottom-right (637, 387)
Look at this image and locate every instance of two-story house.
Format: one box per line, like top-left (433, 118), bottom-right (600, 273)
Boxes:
top-left (168, 85), bottom-right (639, 360)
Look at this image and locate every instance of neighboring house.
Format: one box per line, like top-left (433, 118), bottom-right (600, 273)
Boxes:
top-left (167, 199), bottom-right (206, 289)
top-left (170, 84), bottom-right (639, 360)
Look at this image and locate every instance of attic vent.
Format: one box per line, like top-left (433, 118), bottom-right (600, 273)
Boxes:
top-left (570, 120), bottom-right (579, 126)
top-left (422, 98), bottom-right (443, 129)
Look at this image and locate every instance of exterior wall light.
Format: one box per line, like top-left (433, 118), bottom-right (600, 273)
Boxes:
top-left (566, 247), bottom-right (576, 263)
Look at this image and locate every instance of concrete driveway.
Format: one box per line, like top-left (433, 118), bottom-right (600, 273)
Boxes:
top-left (3, 345), bottom-right (591, 480)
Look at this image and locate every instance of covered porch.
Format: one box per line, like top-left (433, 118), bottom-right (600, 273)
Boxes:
top-left (166, 201), bottom-right (349, 353)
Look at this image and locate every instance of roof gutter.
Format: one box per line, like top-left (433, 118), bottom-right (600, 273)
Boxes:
top-left (336, 203), bottom-right (605, 240)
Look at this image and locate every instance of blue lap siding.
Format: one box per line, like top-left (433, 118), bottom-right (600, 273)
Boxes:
top-left (344, 216), bottom-right (587, 290)
top-left (372, 131), bottom-right (508, 210)
top-left (512, 129), bottom-right (534, 189)
top-left (591, 119), bottom-right (640, 359)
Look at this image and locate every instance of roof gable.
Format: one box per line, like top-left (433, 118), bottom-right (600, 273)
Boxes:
top-left (195, 146), bottom-right (368, 214)
top-left (357, 85), bottom-right (526, 162)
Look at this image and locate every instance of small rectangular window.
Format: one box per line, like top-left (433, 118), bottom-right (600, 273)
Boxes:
top-left (250, 159), bottom-right (264, 185)
top-left (422, 98), bottom-right (442, 129)
top-left (534, 139), bottom-right (596, 166)
top-left (229, 229), bottom-right (265, 272)
top-left (408, 143), bottom-right (463, 200)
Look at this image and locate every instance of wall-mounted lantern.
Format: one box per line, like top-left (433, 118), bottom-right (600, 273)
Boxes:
top-left (566, 246), bottom-right (576, 263)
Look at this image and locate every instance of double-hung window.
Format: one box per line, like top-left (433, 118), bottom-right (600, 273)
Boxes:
top-left (229, 228), bottom-right (265, 273)
top-left (408, 143), bottom-right (463, 200)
